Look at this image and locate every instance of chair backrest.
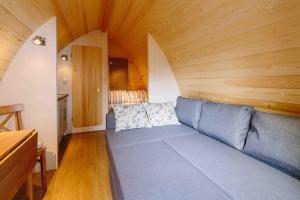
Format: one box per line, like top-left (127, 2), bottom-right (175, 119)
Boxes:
top-left (0, 104), bottom-right (24, 131)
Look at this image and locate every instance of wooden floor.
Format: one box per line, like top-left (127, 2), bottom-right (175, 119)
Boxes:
top-left (44, 131), bottom-right (112, 200)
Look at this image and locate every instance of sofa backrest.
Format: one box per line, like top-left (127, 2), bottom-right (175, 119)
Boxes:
top-left (175, 96), bottom-right (204, 129)
top-left (198, 101), bottom-right (253, 150)
top-left (244, 111), bottom-right (300, 178)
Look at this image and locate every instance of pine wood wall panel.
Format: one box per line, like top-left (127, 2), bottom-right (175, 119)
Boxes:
top-left (0, 0), bottom-right (299, 115)
top-left (109, 58), bottom-right (128, 90)
top-left (128, 62), bottom-right (147, 90)
top-left (108, 40), bottom-right (146, 89)
top-left (152, 0), bottom-right (300, 116)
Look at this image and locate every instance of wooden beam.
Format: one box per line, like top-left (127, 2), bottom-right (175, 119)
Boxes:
top-left (101, 0), bottom-right (113, 32)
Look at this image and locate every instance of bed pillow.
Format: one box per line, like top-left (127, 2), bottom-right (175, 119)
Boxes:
top-left (244, 111), bottom-right (300, 177)
top-left (175, 96), bottom-right (204, 129)
top-left (144, 102), bottom-right (180, 127)
top-left (198, 101), bottom-right (253, 150)
top-left (113, 104), bottom-right (151, 132)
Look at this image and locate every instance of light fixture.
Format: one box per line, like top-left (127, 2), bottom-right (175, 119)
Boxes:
top-left (32, 36), bottom-right (46, 46)
top-left (61, 55), bottom-right (68, 61)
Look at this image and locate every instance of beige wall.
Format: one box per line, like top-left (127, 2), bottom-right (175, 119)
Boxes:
top-left (0, 18), bottom-right (58, 170)
top-left (148, 34), bottom-right (180, 105)
top-left (57, 30), bottom-right (108, 133)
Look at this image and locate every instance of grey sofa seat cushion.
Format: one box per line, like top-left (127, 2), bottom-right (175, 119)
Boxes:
top-left (175, 96), bottom-right (204, 129)
top-left (106, 124), bottom-right (198, 148)
top-left (244, 111), bottom-right (300, 177)
top-left (110, 141), bottom-right (232, 200)
top-left (165, 134), bottom-right (300, 200)
top-left (198, 101), bottom-right (253, 150)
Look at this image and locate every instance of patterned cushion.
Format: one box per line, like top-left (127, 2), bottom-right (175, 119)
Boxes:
top-left (113, 104), bottom-right (151, 132)
top-left (144, 102), bottom-right (180, 127)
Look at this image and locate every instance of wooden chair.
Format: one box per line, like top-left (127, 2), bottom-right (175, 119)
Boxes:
top-left (0, 104), bottom-right (47, 191)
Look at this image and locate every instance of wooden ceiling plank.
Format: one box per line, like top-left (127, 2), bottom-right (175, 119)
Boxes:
top-left (101, 0), bottom-right (113, 32)
top-left (118, 0), bottom-right (155, 40)
top-left (0, 0), bottom-right (41, 31)
top-left (55, 0), bottom-right (86, 38)
top-left (47, 0), bottom-right (74, 51)
top-left (162, 1), bottom-right (300, 52)
top-left (83, 0), bottom-right (103, 32)
top-left (0, 5), bottom-right (32, 40)
top-left (0, 0), bottom-right (299, 116)
top-left (106, 0), bottom-right (132, 36)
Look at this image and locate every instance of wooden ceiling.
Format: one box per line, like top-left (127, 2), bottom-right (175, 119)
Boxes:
top-left (0, 0), bottom-right (299, 115)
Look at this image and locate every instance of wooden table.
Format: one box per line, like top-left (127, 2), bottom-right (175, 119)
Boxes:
top-left (0, 130), bottom-right (37, 200)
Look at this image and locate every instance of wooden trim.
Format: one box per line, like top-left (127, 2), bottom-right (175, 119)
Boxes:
top-left (26, 173), bottom-right (33, 200)
top-left (0, 130), bottom-right (35, 161)
top-left (0, 104), bottom-right (23, 115)
top-left (57, 94), bottom-right (69, 101)
top-left (0, 104), bottom-right (24, 131)
top-left (0, 131), bottom-right (37, 200)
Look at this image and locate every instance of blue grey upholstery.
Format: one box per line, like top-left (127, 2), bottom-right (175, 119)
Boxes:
top-left (106, 124), bottom-right (198, 148)
top-left (244, 111), bottom-right (300, 177)
top-left (106, 110), bottom-right (116, 129)
top-left (165, 134), bottom-right (300, 200)
top-left (175, 96), bottom-right (204, 129)
top-left (105, 99), bottom-right (300, 200)
top-left (198, 101), bottom-right (253, 150)
top-left (109, 141), bottom-right (232, 200)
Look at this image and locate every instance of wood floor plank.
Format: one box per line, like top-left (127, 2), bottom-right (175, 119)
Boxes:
top-left (43, 131), bottom-right (112, 200)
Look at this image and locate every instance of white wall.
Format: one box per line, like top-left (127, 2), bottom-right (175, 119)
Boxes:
top-left (148, 34), bottom-right (180, 105)
top-left (0, 18), bottom-right (58, 170)
top-left (57, 30), bottom-right (108, 133)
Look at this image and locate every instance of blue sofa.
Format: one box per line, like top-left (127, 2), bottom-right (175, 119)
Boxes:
top-left (105, 97), bottom-right (300, 200)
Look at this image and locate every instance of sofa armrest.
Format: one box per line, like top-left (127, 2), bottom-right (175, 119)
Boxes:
top-left (106, 111), bottom-right (116, 129)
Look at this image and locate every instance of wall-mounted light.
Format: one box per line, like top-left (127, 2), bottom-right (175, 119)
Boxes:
top-left (32, 36), bottom-right (46, 46)
top-left (61, 55), bottom-right (68, 61)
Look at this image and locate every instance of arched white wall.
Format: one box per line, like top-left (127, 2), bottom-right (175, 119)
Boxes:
top-left (0, 18), bottom-right (58, 170)
top-left (148, 34), bottom-right (180, 105)
top-left (57, 30), bottom-right (108, 133)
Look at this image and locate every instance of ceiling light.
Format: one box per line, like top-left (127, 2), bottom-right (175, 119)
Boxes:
top-left (32, 36), bottom-right (46, 46)
top-left (61, 55), bottom-right (68, 61)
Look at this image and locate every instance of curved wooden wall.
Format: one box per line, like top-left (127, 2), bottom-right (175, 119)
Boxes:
top-left (0, 0), bottom-right (299, 115)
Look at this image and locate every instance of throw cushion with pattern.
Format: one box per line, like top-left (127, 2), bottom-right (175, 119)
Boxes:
top-left (113, 104), bottom-right (152, 132)
top-left (144, 102), bottom-right (180, 127)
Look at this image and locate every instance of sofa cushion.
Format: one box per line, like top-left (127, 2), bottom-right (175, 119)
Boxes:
top-left (144, 102), bottom-right (180, 126)
top-left (198, 101), bottom-right (253, 150)
top-left (113, 104), bottom-right (151, 132)
top-left (175, 96), bottom-right (204, 129)
top-left (244, 111), bottom-right (300, 177)
top-left (109, 141), bottom-right (232, 200)
top-left (165, 134), bottom-right (300, 200)
top-left (106, 124), bottom-right (198, 149)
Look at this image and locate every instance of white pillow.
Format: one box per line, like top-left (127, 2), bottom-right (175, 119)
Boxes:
top-left (144, 102), bottom-right (180, 126)
top-left (113, 104), bottom-right (152, 132)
